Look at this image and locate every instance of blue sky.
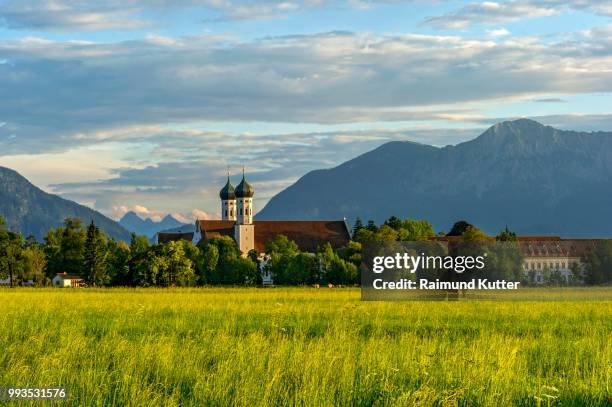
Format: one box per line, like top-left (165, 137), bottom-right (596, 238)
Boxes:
top-left (0, 0), bottom-right (610, 222)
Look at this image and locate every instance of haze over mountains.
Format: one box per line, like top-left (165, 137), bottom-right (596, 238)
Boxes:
top-left (119, 211), bottom-right (189, 239)
top-left (258, 119), bottom-right (612, 237)
top-left (0, 166), bottom-right (131, 241)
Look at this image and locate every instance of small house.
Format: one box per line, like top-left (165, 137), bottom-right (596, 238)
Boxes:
top-left (52, 272), bottom-right (86, 288)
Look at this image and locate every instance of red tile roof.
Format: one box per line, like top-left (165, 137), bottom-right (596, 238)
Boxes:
top-left (433, 236), bottom-right (598, 258)
top-left (519, 239), bottom-right (598, 258)
top-left (196, 220), bottom-right (351, 252)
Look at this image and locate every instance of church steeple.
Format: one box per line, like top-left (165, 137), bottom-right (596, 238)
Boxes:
top-left (235, 167), bottom-right (254, 199)
top-left (236, 167), bottom-right (254, 224)
top-left (219, 169), bottom-right (236, 221)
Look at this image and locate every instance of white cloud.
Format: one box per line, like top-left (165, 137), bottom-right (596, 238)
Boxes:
top-left (0, 1), bottom-right (149, 31)
top-left (110, 204), bottom-right (207, 222)
top-left (487, 27), bottom-right (511, 37)
top-left (423, 0), bottom-right (610, 30)
top-left (1, 29), bottom-right (611, 154)
top-left (192, 209), bottom-right (219, 220)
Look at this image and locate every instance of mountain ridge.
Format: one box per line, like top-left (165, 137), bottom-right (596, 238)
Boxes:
top-left (119, 211), bottom-right (188, 238)
top-left (0, 166), bottom-right (131, 241)
top-left (257, 119), bottom-right (612, 237)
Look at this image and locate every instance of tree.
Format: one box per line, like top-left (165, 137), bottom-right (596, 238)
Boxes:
top-left (134, 250), bottom-right (163, 287)
top-left (107, 240), bottom-right (131, 286)
top-left (353, 228), bottom-right (375, 243)
top-left (352, 217), bottom-right (364, 236)
top-left (353, 218), bottom-right (364, 235)
top-left (213, 255), bottom-right (258, 285)
top-left (21, 245), bottom-right (47, 286)
top-left (460, 226), bottom-right (489, 242)
top-left (204, 236), bottom-right (241, 261)
top-left (159, 241), bottom-right (195, 287)
top-left (337, 241), bottom-right (362, 267)
top-left (286, 252), bottom-right (318, 285)
top-left (398, 219), bottom-right (435, 241)
top-left (365, 220), bottom-right (378, 232)
top-left (447, 220), bottom-right (474, 237)
top-left (59, 218), bottom-right (86, 275)
top-left (584, 240), bottom-right (612, 285)
top-left (127, 233), bottom-right (150, 286)
top-left (496, 226), bottom-right (518, 242)
top-left (318, 243), bottom-right (358, 285)
top-left (200, 243), bottom-right (219, 284)
top-left (200, 236), bottom-right (257, 285)
top-left (43, 226), bottom-right (63, 277)
top-left (265, 235), bottom-right (299, 257)
top-left (264, 235), bottom-right (300, 285)
top-left (0, 218), bottom-right (23, 287)
top-left (383, 216), bottom-right (402, 231)
top-left (375, 225), bottom-right (398, 241)
top-left (83, 221), bottom-right (109, 286)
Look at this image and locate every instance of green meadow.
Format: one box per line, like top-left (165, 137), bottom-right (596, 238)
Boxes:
top-left (0, 288), bottom-right (610, 406)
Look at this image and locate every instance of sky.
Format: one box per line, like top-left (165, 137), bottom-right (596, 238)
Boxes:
top-left (0, 0), bottom-right (611, 223)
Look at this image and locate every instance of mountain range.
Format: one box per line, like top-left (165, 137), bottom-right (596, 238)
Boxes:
top-left (119, 211), bottom-right (189, 239)
top-left (0, 166), bottom-right (131, 241)
top-left (258, 119), bottom-right (612, 237)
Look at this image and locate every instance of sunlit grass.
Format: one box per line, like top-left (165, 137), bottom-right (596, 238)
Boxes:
top-left (0, 288), bottom-right (610, 406)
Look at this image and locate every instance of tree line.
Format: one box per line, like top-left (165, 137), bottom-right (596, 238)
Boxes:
top-left (1, 215), bottom-right (610, 286)
top-left (0, 216), bottom-right (358, 287)
top-left (352, 216), bottom-right (612, 285)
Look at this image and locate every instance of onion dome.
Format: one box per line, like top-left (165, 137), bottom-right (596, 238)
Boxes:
top-left (219, 176), bottom-right (235, 200)
top-left (235, 171), bottom-right (254, 198)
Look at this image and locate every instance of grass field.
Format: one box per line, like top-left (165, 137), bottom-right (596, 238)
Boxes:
top-left (0, 288), bottom-right (610, 406)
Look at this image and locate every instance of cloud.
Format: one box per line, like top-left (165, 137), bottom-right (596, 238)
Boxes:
top-left (110, 204), bottom-right (212, 223)
top-left (42, 125), bottom-right (477, 218)
top-left (487, 27), bottom-right (511, 37)
top-left (424, 1), bottom-right (612, 30)
top-left (0, 1), bottom-right (149, 31)
top-left (1, 28), bottom-right (611, 157)
top-left (0, 19), bottom-right (611, 218)
top-left (0, 0), bottom-right (354, 30)
top-left (532, 97), bottom-right (566, 103)
top-left (191, 209), bottom-right (218, 220)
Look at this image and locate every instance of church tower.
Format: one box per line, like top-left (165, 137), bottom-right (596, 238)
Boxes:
top-left (219, 172), bottom-right (236, 221)
top-left (234, 168), bottom-right (255, 254)
top-left (235, 168), bottom-right (254, 225)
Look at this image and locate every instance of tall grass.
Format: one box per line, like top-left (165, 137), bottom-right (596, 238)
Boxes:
top-left (0, 288), bottom-right (610, 406)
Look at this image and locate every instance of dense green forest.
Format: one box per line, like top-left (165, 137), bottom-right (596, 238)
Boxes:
top-left (1, 215), bottom-right (610, 287)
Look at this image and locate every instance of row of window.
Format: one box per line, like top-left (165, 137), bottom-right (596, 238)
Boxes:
top-left (524, 260), bottom-right (578, 270)
top-left (224, 208), bottom-right (253, 217)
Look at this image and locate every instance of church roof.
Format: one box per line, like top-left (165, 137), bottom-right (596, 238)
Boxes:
top-left (235, 174), bottom-right (254, 198)
top-left (219, 176), bottom-right (235, 200)
top-left (196, 220), bottom-right (350, 252)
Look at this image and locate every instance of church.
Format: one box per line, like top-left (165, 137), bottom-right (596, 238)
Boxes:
top-left (157, 171), bottom-right (351, 255)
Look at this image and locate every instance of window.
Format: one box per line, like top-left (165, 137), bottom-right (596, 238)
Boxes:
top-left (225, 210), bottom-right (228, 217)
